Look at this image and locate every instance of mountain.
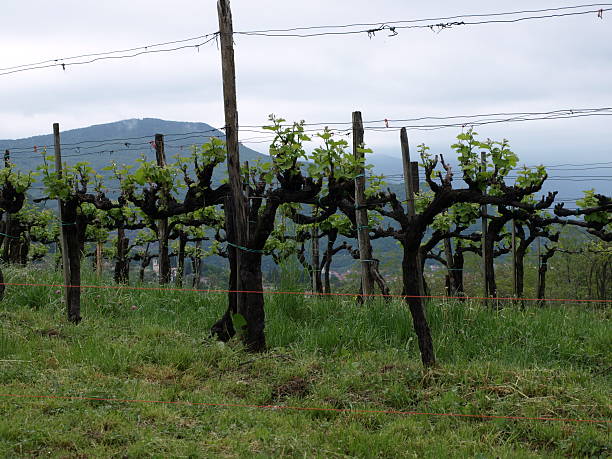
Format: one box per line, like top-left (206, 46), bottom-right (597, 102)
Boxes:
top-left (1, 118), bottom-right (269, 178)
top-left (367, 153), bottom-right (405, 178)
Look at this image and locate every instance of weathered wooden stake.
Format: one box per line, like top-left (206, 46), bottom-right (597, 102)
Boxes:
top-left (511, 218), bottom-right (517, 299)
top-left (536, 236), bottom-right (541, 297)
top-left (1, 151), bottom-right (10, 261)
top-left (480, 151), bottom-right (489, 304)
top-left (218, 0), bottom-right (248, 314)
top-left (400, 128), bottom-right (425, 298)
top-left (353, 111), bottom-right (375, 300)
top-left (154, 134), bottom-right (171, 285)
top-left (311, 216), bottom-right (322, 294)
top-left (54, 123), bottom-right (80, 323)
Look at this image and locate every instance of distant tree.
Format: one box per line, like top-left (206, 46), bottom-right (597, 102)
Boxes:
top-left (113, 139), bottom-right (228, 284)
top-left (0, 161), bottom-right (34, 298)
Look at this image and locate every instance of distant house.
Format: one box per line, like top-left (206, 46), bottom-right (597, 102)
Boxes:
top-left (325, 269), bottom-right (347, 282)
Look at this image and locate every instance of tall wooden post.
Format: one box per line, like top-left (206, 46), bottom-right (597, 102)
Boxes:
top-left (55, 123), bottom-right (70, 309)
top-left (311, 217), bottom-right (322, 294)
top-left (400, 128), bottom-right (425, 298)
top-left (218, 0), bottom-right (248, 313)
top-left (536, 236), bottom-right (541, 297)
top-left (155, 134), bottom-right (170, 285)
top-left (154, 133), bottom-right (166, 167)
top-left (353, 111), bottom-right (375, 300)
top-left (480, 151), bottom-right (489, 303)
top-left (54, 123), bottom-right (80, 323)
top-left (2, 150), bottom-right (10, 260)
top-left (511, 219), bottom-right (517, 298)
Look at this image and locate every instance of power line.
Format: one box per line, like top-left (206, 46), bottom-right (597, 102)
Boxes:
top-left (235, 4), bottom-right (612, 38)
top-left (236, 4), bottom-right (612, 34)
top-left (2, 4), bottom-right (610, 77)
top-left (3, 128), bottom-right (226, 154)
top-left (0, 33), bottom-right (218, 72)
top-left (4, 107), bottom-right (612, 154)
top-left (234, 107), bottom-right (612, 129)
top-left (0, 35), bottom-right (218, 77)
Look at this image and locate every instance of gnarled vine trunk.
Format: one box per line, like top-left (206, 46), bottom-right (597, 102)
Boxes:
top-left (483, 231), bottom-right (497, 300)
top-left (451, 249), bottom-right (466, 298)
top-left (515, 244), bottom-right (526, 299)
top-left (239, 251), bottom-right (266, 351)
top-left (402, 241), bottom-right (435, 367)
top-left (158, 218), bottom-right (170, 285)
top-left (537, 248), bottom-right (557, 306)
top-left (114, 227), bottom-right (129, 284)
top-left (190, 240), bottom-right (203, 288)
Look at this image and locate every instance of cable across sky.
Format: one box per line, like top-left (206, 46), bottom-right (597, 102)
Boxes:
top-left (1, 4), bottom-right (610, 77)
top-left (235, 3), bottom-right (612, 37)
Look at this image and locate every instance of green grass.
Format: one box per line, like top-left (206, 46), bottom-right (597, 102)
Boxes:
top-left (0, 265), bottom-right (610, 458)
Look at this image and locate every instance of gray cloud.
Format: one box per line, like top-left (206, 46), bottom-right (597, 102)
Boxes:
top-left (1, 0), bottom-right (611, 178)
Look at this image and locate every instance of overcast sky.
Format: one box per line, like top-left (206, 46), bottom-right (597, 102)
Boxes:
top-left (1, 0), bottom-right (611, 172)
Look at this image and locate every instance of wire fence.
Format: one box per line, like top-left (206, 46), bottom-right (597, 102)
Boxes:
top-left (1, 282), bottom-right (610, 304)
top-left (0, 393), bottom-right (608, 424)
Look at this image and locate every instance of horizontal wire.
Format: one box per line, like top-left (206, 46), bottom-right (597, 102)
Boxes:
top-left (0, 35), bottom-right (218, 77)
top-left (0, 393), bottom-right (608, 424)
top-left (3, 128), bottom-right (226, 154)
top-left (2, 4), bottom-right (610, 78)
top-left (1, 282), bottom-right (610, 303)
top-left (235, 4), bottom-right (612, 34)
top-left (0, 33), bottom-right (218, 72)
top-left (236, 7), bottom-right (612, 38)
top-left (5, 107), bottom-right (612, 155)
top-left (237, 107), bottom-right (612, 128)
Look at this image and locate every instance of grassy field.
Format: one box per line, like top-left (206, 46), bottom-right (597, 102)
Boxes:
top-left (0, 265), bottom-right (610, 458)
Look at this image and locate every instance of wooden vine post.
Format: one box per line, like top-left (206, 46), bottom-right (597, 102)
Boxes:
top-left (480, 151), bottom-right (489, 305)
top-left (400, 127), bottom-right (425, 299)
top-left (53, 123), bottom-right (81, 323)
top-left (218, 0), bottom-right (248, 314)
top-left (353, 111), bottom-right (375, 300)
top-left (536, 235), bottom-right (541, 300)
top-left (511, 218), bottom-right (517, 299)
top-left (2, 150), bottom-right (10, 259)
top-left (154, 133), bottom-right (171, 285)
top-left (311, 208), bottom-right (322, 294)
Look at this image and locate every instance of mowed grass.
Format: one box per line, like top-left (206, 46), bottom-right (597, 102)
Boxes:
top-left (0, 265), bottom-right (610, 458)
